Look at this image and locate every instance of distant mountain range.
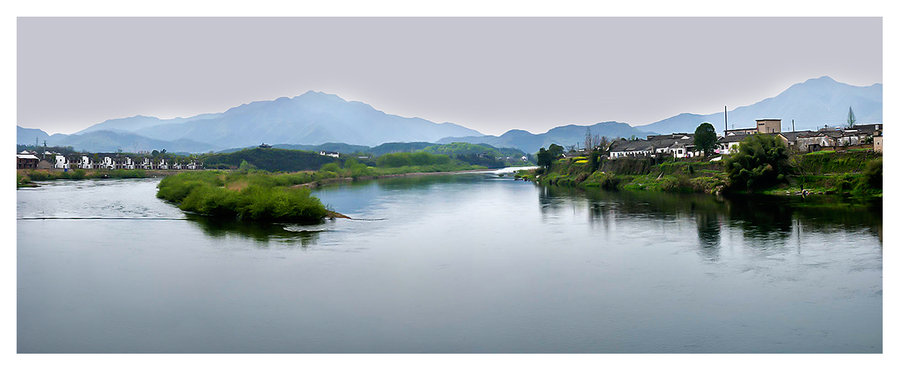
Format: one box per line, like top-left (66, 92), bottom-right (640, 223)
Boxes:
top-left (636, 76), bottom-right (882, 134)
top-left (17, 91), bottom-right (482, 153)
top-left (438, 121), bottom-right (650, 154)
top-left (16, 76), bottom-right (882, 154)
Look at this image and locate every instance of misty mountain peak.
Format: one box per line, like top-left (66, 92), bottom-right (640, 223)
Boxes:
top-left (805, 75), bottom-right (836, 84)
top-left (296, 90), bottom-right (345, 102)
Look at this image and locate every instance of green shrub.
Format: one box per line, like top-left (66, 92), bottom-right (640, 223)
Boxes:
top-left (239, 160), bottom-right (257, 171)
top-left (319, 162), bottom-right (342, 173)
top-left (863, 158), bottom-right (882, 189)
top-left (17, 173), bottom-right (32, 186)
top-left (723, 134), bottom-right (790, 191)
top-left (833, 174), bottom-right (857, 193)
top-left (660, 175), bottom-right (694, 193)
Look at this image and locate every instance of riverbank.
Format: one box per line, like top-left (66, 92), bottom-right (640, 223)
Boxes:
top-left (518, 150), bottom-right (882, 199)
top-left (16, 168), bottom-right (162, 188)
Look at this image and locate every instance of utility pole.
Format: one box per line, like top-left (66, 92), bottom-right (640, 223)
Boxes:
top-left (724, 106), bottom-right (728, 133)
top-left (792, 119), bottom-right (795, 132)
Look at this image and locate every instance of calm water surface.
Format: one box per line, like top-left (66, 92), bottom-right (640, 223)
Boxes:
top-left (17, 174), bottom-right (882, 352)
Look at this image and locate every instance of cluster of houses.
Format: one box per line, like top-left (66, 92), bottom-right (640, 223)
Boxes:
top-left (16, 151), bottom-right (202, 170)
top-left (607, 119), bottom-right (883, 159)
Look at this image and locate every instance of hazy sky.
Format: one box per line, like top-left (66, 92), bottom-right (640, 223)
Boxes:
top-left (18, 17), bottom-right (882, 136)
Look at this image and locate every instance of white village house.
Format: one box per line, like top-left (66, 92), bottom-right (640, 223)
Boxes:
top-left (54, 155), bottom-right (69, 169)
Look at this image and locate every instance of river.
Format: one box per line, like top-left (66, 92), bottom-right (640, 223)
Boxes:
top-left (16, 173), bottom-right (882, 352)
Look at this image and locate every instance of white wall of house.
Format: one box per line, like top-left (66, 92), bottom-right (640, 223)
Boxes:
top-left (102, 157), bottom-right (115, 169)
top-left (716, 142), bottom-right (741, 155)
top-left (54, 155), bottom-right (69, 169)
top-left (609, 150), bottom-right (652, 158)
top-left (80, 156), bottom-right (93, 169)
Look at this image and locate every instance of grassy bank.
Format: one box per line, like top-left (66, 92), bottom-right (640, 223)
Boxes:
top-left (17, 169), bottom-right (152, 187)
top-left (520, 150), bottom-right (882, 199)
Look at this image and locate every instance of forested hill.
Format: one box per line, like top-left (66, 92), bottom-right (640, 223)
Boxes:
top-left (201, 142), bottom-right (532, 172)
top-left (201, 148), bottom-right (340, 172)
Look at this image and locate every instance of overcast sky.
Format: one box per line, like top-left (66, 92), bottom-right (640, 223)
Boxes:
top-left (17, 17), bottom-right (882, 136)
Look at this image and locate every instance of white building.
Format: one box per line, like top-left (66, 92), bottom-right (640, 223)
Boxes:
top-left (54, 155), bottom-right (69, 169)
top-left (122, 157), bottom-right (135, 169)
top-left (79, 156), bottom-right (94, 169)
top-left (101, 156), bottom-right (116, 169)
top-left (140, 158), bottom-right (153, 169)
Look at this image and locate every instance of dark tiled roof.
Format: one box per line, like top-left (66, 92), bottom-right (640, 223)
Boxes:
top-left (609, 139), bottom-right (653, 152)
top-left (610, 136), bottom-right (696, 153)
top-left (847, 124), bottom-right (881, 134)
top-left (719, 133), bottom-right (755, 143)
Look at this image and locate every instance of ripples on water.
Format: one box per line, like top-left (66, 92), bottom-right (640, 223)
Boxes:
top-left (17, 175), bottom-right (882, 353)
top-left (17, 178), bottom-right (186, 220)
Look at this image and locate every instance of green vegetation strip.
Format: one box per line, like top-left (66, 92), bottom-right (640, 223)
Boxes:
top-left (17, 169), bottom-right (150, 187)
top-left (157, 171), bottom-right (329, 223)
top-left (522, 139), bottom-right (881, 199)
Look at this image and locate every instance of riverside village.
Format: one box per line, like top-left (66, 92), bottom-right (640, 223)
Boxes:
top-left (17, 118), bottom-right (883, 171)
top-left (607, 118), bottom-right (882, 159)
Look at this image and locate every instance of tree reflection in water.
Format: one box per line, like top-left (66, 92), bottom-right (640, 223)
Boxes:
top-left (185, 214), bottom-right (323, 247)
top-left (694, 211), bottom-right (721, 260)
top-left (537, 185), bottom-right (881, 259)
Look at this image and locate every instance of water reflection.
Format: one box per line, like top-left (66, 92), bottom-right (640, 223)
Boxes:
top-left (725, 196), bottom-right (794, 240)
top-left (695, 211), bottom-right (721, 260)
top-left (313, 173), bottom-right (497, 216)
top-left (18, 175), bottom-right (883, 352)
top-left (538, 185), bottom-right (882, 252)
top-left (373, 173), bottom-right (487, 190)
top-left (185, 214), bottom-right (323, 247)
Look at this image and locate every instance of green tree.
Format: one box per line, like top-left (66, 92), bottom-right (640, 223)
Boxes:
top-left (693, 122), bottom-right (718, 156)
top-left (547, 144), bottom-right (564, 159)
top-left (536, 148), bottom-right (553, 170)
top-left (847, 106), bottom-right (856, 127)
top-left (723, 134), bottom-right (791, 191)
top-left (239, 159), bottom-right (257, 171)
top-left (588, 150), bottom-right (601, 172)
